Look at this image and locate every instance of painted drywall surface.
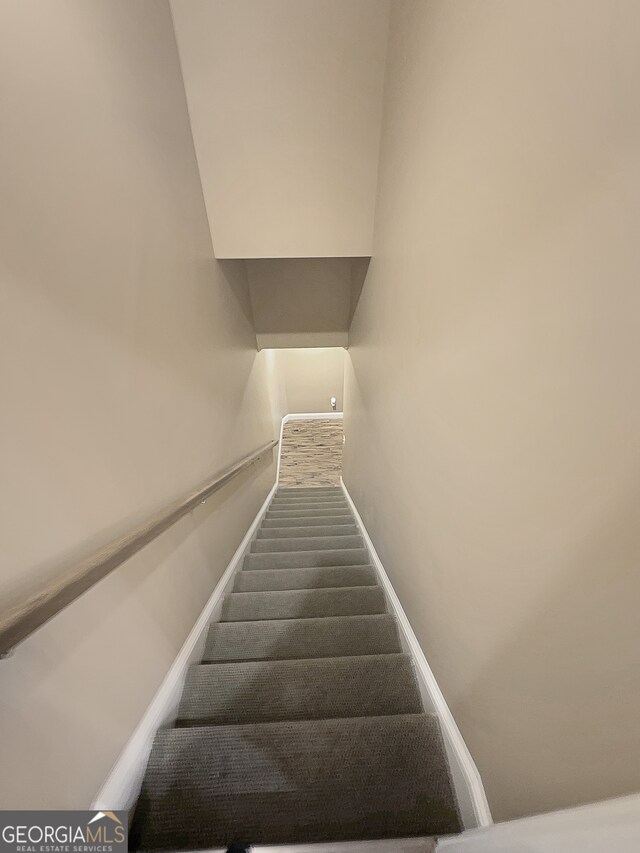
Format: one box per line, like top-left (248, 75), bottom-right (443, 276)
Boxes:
top-left (247, 257), bottom-right (352, 350)
top-left (269, 348), bottom-right (345, 415)
top-left (344, 0), bottom-right (640, 821)
top-left (247, 257), bottom-right (369, 349)
top-left (256, 331), bottom-right (349, 349)
top-left (437, 794), bottom-right (640, 853)
top-left (0, 0), bottom-right (277, 807)
top-left (170, 0), bottom-right (390, 258)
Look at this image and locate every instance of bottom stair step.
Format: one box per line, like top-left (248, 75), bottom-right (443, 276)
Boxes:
top-left (203, 614), bottom-right (402, 662)
top-left (131, 714), bottom-right (462, 849)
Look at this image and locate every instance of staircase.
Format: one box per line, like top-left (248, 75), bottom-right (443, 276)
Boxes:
top-left (131, 487), bottom-right (462, 849)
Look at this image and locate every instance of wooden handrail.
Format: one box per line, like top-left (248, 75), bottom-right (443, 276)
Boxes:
top-left (0, 439), bottom-right (278, 657)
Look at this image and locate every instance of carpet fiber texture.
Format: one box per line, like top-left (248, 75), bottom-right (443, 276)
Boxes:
top-left (131, 486), bottom-right (462, 849)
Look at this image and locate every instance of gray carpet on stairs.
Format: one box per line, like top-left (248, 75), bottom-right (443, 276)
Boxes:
top-left (234, 564), bottom-right (376, 591)
top-left (250, 533), bottom-right (364, 552)
top-left (275, 486), bottom-right (343, 493)
top-left (177, 653), bottom-right (422, 725)
top-left (203, 613), bottom-right (403, 661)
top-left (221, 585), bottom-right (386, 621)
top-left (256, 523), bottom-right (358, 538)
top-left (132, 715), bottom-right (460, 849)
top-left (271, 493), bottom-right (347, 501)
top-left (266, 506), bottom-right (353, 518)
top-left (131, 486), bottom-right (462, 849)
top-left (243, 547), bottom-right (369, 569)
top-left (268, 502), bottom-right (350, 513)
top-left (272, 490), bottom-right (345, 495)
top-left (269, 497), bottom-right (348, 502)
top-left (258, 514), bottom-right (353, 534)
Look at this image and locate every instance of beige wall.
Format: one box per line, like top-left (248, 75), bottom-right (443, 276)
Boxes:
top-left (0, 0), bottom-right (277, 807)
top-left (268, 348), bottom-right (345, 415)
top-left (170, 0), bottom-right (390, 258)
top-left (247, 258), bottom-right (352, 349)
top-left (344, 0), bottom-right (640, 822)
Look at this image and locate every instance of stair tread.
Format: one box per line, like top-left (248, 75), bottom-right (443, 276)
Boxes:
top-left (271, 496), bottom-right (347, 502)
top-left (234, 565), bottom-right (376, 592)
top-left (221, 585), bottom-right (386, 621)
top-left (261, 515), bottom-right (355, 527)
top-left (241, 561), bottom-right (374, 573)
top-left (131, 714), bottom-right (461, 848)
top-left (267, 508), bottom-right (352, 518)
top-left (256, 524), bottom-right (358, 538)
top-left (204, 613), bottom-right (402, 661)
top-left (251, 534), bottom-right (363, 553)
top-left (244, 547), bottom-right (369, 570)
top-left (273, 491), bottom-right (346, 497)
top-left (272, 493), bottom-right (346, 500)
top-left (177, 653), bottom-right (422, 725)
top-left (277, 487), bottom-right (343, 496)
top-left (269, 503), bottom-right (349, 512)
top-left (272, 493), bottom-right (346, 498)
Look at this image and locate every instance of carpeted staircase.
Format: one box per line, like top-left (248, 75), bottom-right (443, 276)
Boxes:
top-left (131, 487), bottom-right (462, 850)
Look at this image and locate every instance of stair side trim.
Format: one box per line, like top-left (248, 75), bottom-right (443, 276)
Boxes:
top-left (91, 481), bottom-right (278, 813)
top-left (340, 477), bottom-right (493, 831)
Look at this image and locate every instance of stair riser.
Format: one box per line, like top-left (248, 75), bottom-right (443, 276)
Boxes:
top-left (272, 493), bottom-right (347, 500)
top-left (234, 565), bottom-right (376, 591)
top-left (272, 492), bottom-right (346, 501)
top-left (257, 525), bottom-right (358, 538)
top-left (261, 516), bottom-right (355, 528)
top-left (203, 614), bottom-right (402, 662)
top-left (274, 491), bottom-right (346, 495)
top-left (266, 508), bottom-right (352, 518)
top-left (277, 488), bottom-right (343, 497)
top-left (250, 535), bottom-right (364, 553)
top-left (243, 548), bottom-right (369, 570)
top-left (270, 502), bottom-right (349, 512)
top-left (177, 654), bottom-right (422, 726)
top-left (221, 586), bottom-right (386, 621)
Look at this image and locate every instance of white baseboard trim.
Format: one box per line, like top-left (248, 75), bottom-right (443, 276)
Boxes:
top-left (340, 479), bottom-right (493, 831)
top-left (276, 412), bottom-right (344, 481)
top-left (91, 481), bottom-right (278, 813)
